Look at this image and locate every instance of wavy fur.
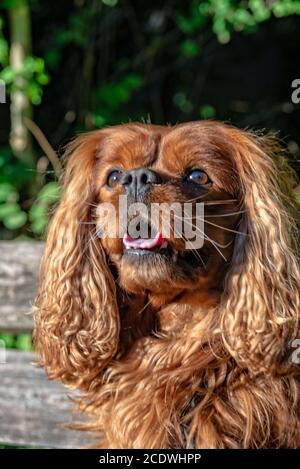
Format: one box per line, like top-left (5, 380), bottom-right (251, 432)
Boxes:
top-left (34, 122), bottom-right (300, 448)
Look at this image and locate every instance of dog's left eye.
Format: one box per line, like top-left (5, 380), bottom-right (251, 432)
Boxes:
top-left (186, 169), bottom-right (210, 185)
top-left (107, 170), bottom-right (123, 187)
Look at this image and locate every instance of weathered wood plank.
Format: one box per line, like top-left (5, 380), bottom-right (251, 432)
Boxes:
top-left (0, 350), bottom-right (94, 448)
top-left (0, 241), bottom-right (43, 332)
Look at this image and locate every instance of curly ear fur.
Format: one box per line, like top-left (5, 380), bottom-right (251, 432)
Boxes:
top-left (34, 130), bottom-right (120, 389)
top-left (218, 127), bottom-right (300, 375)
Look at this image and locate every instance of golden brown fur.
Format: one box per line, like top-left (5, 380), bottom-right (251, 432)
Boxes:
top-left (34, 121), bottom-right (300, 448)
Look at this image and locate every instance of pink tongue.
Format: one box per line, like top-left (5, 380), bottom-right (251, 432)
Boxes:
top-left (123, 232), bottom-right (165, 250)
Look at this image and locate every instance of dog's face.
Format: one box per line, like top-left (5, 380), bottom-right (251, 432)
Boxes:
top-left (95, 123), bottom-right (241, 299)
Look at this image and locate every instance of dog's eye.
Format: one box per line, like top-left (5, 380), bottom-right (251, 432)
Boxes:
top-left (107, 170), bottom-right (123, 187)
top-left (186, 169), bottom-right (210, 185)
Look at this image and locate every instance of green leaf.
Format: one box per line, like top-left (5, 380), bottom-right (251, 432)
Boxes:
top-left (0, 333), bottom-right (15, 348)
top-left (29, 203), bottom-right (47, 221)
top-left (200, 104), bottom-right (216, 119)
top-left (34, 57), bottom-right (45, 74)
top-left (173, 92), bottom-right (193, 113)
top-left (0, 38), bottom-right (8, 65)
top-left (27, 81), bottom-right (42, 105)
top-left (0, 183), bottom-right (18, 202)
top-left (37, 72), bottom-right (50, 85)
top-left (102, 0), bottom-right (118, 6)
top-left (3, 210), bottom-right (27, 230)
top-left (180, 40), bottom-right (200, 57)
top-left (123, 74), bottom-right (143, 89)
top-left (176, 12), bottom-right (206, 35)
top-left (0, 66), bottom-right (15, 83)
top-left (15, 334), bottom-right (33, 352)
top-left (37, 181), bottom-right (61, 203)
top-left (30, 217), bottom-right (48, 235)
top-left (94, 114), bottom-right (107, 127)
top-left (0, 202), bottom-right (20, 219)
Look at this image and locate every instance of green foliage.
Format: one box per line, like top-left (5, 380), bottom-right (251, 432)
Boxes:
top-left (0, 0), bottom-right (26, 8)
top-left (173, 92), bottom-right (193, 114)
top-left (177, 1), bottom-right (206, 35)
top-left (180, 39), bottom-right (200, 57)
top-left (102, 0), bottom-right (118, 6)
top-left (0, 147), bottom-right (60, 235)
top-left (55, 8), bottom-right (95, 48)
top-left (0, 146), bottom-right (31, 187)
top-left (0, 333), bottom-right (33, 351)
top-left (0, 148), bottom-right (29, 230)
top-left (0, 178), bottom-right (60, 235)
top-left (200, 104), bottom-right (216, 119)
top-left (0, 56), bottom-right (49, 105)
top-left (93, 74), bottom-right (143, 126)
top-left (177, 0), bottom-right (300, 44)
top-left (0, 16), bottom-right (8, 66)
top-left (0, 205), bottom-right (27, 230)
top-left (0, 5), bottom-right (49, 104)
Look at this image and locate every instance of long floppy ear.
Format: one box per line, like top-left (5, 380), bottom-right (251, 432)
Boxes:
top-left (219, 127), bottom-right (300, 375)
top-left (34, 130), bottom-right (120, 389)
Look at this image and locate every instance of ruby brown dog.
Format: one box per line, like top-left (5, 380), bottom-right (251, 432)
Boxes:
top-left (34, 121), bottom-right (300, 448)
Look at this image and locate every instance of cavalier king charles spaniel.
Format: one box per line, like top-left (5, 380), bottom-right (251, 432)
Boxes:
top-left (34, 121), bottom-right (300, 448)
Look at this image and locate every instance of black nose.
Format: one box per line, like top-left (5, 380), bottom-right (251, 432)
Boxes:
top-left (122, 168), bottom-right (161, 197)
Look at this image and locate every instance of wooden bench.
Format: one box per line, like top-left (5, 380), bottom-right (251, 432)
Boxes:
top-left (0, 241), bottom-right (92, 448)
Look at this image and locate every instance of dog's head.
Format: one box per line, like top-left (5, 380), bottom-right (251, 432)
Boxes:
top-left (96, 123), bottom-right (240, 303)
top-left (34, 121), bottom-right (300, 387)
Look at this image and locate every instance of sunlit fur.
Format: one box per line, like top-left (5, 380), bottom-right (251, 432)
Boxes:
top-left (34, 121), bottom-right (300, 448)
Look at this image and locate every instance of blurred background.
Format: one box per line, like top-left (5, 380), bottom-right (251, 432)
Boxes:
top-left (0, 0), bottom-right (299, 352)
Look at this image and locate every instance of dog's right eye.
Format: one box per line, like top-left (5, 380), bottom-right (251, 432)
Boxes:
top-left (107, 170), bottom-right (123, 188)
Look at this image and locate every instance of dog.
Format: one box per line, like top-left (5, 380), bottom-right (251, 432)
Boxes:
top-left (34, 121), bottom-right (300, 448)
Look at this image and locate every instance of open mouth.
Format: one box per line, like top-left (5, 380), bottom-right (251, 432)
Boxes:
top-left (122, 230), bottom-right (209, 268)
top-left (122, 230), bottom-right (178, 260)
top-left (123, 231), bottom-right (166, 250)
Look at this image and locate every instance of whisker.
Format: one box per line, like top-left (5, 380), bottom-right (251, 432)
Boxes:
top-left (181, 235), bottom-right (208, 268)
top-left (81, 227), bottom-right (100, 257)
top-left (90, 232), bottom-right (106, 262)
top-left (203, 199), bottom-right (238, 206)
top-left (78, 221), bottom-right (97, 225)
top-left (86, 202), bottom-right (99, 209)
top-left (172, 207), bottom-right (246, 236)
top-left (198, 217), bottom-right (247, 235)
top-left (169, 222), bottom-right (208, 268)
top-left (205, 210), bottom-right (246, 218)
top-left (172, 213), bottom-right (228, 261)
top-left (136, 300), bottom-right (152, 315)
top-left (212, 239), bottom-right (233, 249)
top-left (184, 193), bottom-right (212, 203)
